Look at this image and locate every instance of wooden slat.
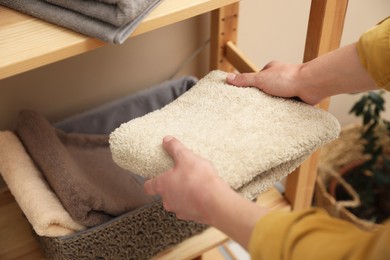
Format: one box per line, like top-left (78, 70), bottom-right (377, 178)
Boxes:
top-left (154, 228), bottom-right (229, 260)
top-left (285, 0), bottom-right (349, 210)
top-left (284, 150), bottom-right (322, 210)
top-left (303, 0), bottom-right (349, 62)
top-left (0, 190), bottom-right (45, 260)
top-left (256, 187), bottom-right (291, 212)
top-left (0, 0), bottom-right (239, 80)
top-left (225, 41), bottom-right (259, 73)
top-left (210, 3), bottom-right (239, 72)
top-left (202, 246), bottom-right (227, 260)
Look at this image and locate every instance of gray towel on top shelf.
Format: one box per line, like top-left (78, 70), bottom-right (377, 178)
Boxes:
top-left (45, 0), bottom-right (154, 27)
top-left (0, 0), bottom-right (164, 44)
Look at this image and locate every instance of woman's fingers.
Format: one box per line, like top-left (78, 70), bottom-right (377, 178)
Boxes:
top-left (226, 72), bottom-right (261, 88)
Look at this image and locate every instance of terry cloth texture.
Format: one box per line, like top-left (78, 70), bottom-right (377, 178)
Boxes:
top-left (110, 70), bottom-right (341, 200)
top-left (16, 110), bottom-right (158, 227)
top-left (0, 131), bottom-right (86, 237)
top-left (0, 0), bottom-right (163, 44)
top-left (56, 76), bottom-right (197, 134)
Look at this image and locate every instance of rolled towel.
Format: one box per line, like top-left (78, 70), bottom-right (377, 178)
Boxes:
top-left (0, 131), bottom-right (86, 237)
top-left (16, 110), bottom-right (158, 227)
top-left (0, 0), bottom-right (163, 44)
top-left (109, 70), bottom-right (341, 200)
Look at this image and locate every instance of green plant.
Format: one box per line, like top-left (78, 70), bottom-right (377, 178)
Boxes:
top-left (342, 91), bottom-right (390, 223)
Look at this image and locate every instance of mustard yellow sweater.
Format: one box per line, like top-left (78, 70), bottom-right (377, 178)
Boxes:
top-left (357, 17), bottom-right (390, 90)
top-left (249, 17), bottom-right (390, 260)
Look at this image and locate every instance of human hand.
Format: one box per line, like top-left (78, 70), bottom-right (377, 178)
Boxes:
top-left (144, 136), bottom-right (232, 225)
top-left (227, 43), bottom-right (379, 105)
top-left (226, 61), bottom-right (322, 105)
top-left (144, 136), bottom-right (270, 248)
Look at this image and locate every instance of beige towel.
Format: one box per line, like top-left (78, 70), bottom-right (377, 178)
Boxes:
top-left (109, 70), bottom-right (341, 199)
top-left (0, 131), bottom-right (85, 237)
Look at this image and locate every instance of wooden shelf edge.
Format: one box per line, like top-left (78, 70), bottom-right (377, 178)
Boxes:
top-left (0, 0), bottom-right (239, 80)
top-left (154, 228), bottom-right (229, 260)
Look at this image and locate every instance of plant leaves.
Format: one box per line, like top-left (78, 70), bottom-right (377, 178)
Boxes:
top-left (368, 91), bottom-right (385, 107)
top-left (349, 96), bottom-right (367, 115)
top-left (363, 110), bottom-right (372, 125)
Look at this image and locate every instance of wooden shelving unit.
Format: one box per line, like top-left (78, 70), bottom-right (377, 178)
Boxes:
top-left (0, 0), bottom-right (239, 80)
top-left (0, 0), bottom-right (349, 259)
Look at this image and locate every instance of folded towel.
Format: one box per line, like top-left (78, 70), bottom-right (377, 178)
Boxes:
top-left (16, 110), bottom-right (158, 227)
top-left (0, 131), bottom-right (86, 237)
top-left (0, 0), bottom-right (163, 44)
top-left (56, 76), bottom-right (197, 134)
top-left (109, 70), bottom-right (341, 200)
top-left (45, 0), bottom-right (155, 27)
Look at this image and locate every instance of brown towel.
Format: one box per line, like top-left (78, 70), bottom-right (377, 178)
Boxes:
top-left (16, 109), bottom-right (157, 227)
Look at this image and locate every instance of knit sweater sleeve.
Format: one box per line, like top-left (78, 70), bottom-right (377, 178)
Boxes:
top-left (356, 17), bottom-right (390, 90)
top-left (248, 208), bottom-right (390, 260)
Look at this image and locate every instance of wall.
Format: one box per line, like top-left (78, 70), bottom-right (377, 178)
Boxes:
top-left (237, 0), bottom-right (390, 126)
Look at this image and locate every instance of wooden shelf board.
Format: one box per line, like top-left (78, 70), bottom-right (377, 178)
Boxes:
top-left (0, 0), bottom-right (239, 80)
top-left (0, 187), bottom-right (289, 260)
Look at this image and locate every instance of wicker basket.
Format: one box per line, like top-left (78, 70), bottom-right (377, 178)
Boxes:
top-left (29, 77), bottom-right (206, 259)
top-left (315, 124), bottom-right (390, 231)
top-left (35, 202), bottom-right (207, 260)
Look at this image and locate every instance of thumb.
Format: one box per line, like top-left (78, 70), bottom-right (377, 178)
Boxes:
top-left (143, 179), bottom-right (155, 195)
top-left (162, 136), bottom-right (188, 162)
top-left (226, 72), bottom-right (259, 87)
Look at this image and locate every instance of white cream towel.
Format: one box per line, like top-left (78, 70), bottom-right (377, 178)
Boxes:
top-left (0, 131), bottom-right (85, 237)
top-left (109, 70), bottom-right (341, 199)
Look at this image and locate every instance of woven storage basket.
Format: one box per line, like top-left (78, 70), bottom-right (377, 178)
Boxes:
top-left (35, 203), bottom-right (206, 260)
top-left (29, 77), bottom-right (204, 259)
top-left (315, 124), bottom-right (390, 231)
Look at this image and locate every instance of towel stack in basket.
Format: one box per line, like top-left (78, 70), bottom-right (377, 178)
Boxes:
top-left (0, 76), bottom-right (206, 260)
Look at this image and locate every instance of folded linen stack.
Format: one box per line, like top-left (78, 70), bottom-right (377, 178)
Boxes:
top-left (0, 0), bottom-right (164, 43)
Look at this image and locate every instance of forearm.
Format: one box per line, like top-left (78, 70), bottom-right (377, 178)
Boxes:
top-left (227, 43), bottom-right (379, 105)
top-left (204, 183), bottom-right (269, 249)
top-left (297, 43), bottom-right (379, 103)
